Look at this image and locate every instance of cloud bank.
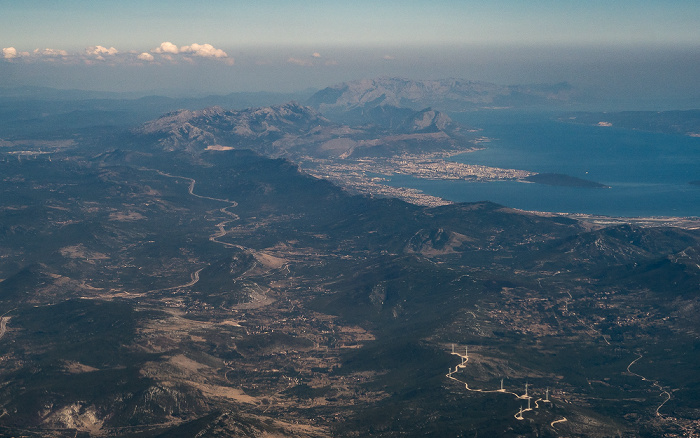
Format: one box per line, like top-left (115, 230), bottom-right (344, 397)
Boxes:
top-left (84, 45), bottom-right (119, 61)
top-left (150, 42), bottom-right (230, 63)
top-left (2, 47), bottom-right (18, 59)
top-left (1, 42), bottom-right (233, 65)
top-left (86, 45), bottom-right (118, 56)
top-left (286, 53), bottom-right (338, 67)
top-left (0, 42), bottom-right (350, 70)
top-left (287, 57), bottom-right (313, 67)
top-left (34, 48), bottom-right (69, 57)
top-left (137, 52), bottom-right (154, 61)
top-left (1, 42), bottom-right (345, 71)
top-left (180, 43), bottom-right (227, 58)
top-left (152, 42), bottom-right (180, 54)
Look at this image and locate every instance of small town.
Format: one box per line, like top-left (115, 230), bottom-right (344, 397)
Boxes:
top-left (302, 152), bottom-right (534, 207)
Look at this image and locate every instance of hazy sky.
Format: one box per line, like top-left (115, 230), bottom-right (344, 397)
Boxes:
top-left (1, 0), bottom-right (699, 107)
top-left (2, 0), bottom-right (699, 48)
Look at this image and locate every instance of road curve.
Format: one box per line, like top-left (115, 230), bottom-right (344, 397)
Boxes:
top-left (0, 317), bottom-right (10, 340)
top-left (550, 418), bottom-right (568, 428)
top-left (626, 354), bottom-right (672, 417)
top-left (0, 308), bottom-right (17, 340)
top-left (445, 349), bottom-right (553, 423)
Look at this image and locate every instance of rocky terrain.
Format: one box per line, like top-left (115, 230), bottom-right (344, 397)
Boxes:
top-left (136, 94), bottom-right (595, 207)
top-left (0, 142), bottom-right (698, 437)
top-left (137, 101), bottom-right (471, 160)
top-left (0, 80), bottom-right (698, 437)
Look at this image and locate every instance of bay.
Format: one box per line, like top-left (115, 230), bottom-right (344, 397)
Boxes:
top-left (384, 111), bottom-right (700, 217)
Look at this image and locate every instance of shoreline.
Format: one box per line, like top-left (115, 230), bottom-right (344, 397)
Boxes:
top-left (534, 211), bottom-right (700, 229)
top-left (299, 151), bottom-right (700, 224)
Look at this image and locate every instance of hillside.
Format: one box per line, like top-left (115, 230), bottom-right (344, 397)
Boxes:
top-left (0, 144), bottom-right (698, 436)
top-left (136, 101), bottom-right (470, 160)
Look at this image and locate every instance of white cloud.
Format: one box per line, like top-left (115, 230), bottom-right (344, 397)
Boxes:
top-left (85, 45), bottom-right (118, 57)
top-left (83, 46), bottom-right (118, 62)
top-left (149, 42), bottom-right (230, 63)
top-left (2, 47), bottom-right (18, 59)
top-left (287, 57), bottom-right (312, 66)
top-left (180, 43), bottom-right (227, 58)
top-left (312, 52), bottom-right (322, 58)
top-left (383, 54), bottom-right (395, 60)
top-left (152, 41), bottom-right (179, 54)
top-left (34, 48), bottom-right (69, 57)
top-left (137, 52), bottom-right (154, 61)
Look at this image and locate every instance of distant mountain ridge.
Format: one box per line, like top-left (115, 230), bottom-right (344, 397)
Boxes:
top-left (137, 101), bottom-right (471, 159)
top-left (307, 77), bottom-right (576, 113)
top-left (0, 86), bottom-right (313, 139)
top-left (139, 102), bottom-right (331, 154)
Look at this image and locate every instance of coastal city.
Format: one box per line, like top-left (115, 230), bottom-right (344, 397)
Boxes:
top-left (301, 151), bottom-right (534, 207)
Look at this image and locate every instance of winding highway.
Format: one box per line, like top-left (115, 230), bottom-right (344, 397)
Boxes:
top-left (144, 168), bottom-right (247, 252)
top-left (155, 267), bottom-right (205, 292)
top-left (0, 308), bottom-right (17, 340)
top-left (446, 346), bottom-right (568, 430)
top-left (560, 291), bottom-right (673, 420)
top-left (147, 169), bottom-right (238, 206)
top-left (550, 418), bottom-right (568, 428)
top-left (0, 317), bottom-right (10, 340)
top-left (626, 354), bottom-right (672, 416)
top-left (142, 167), bottom-right (276, 308)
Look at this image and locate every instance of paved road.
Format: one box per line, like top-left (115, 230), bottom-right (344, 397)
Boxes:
top-left (0, 317), bottom-right (9, 340)
top-left (446, 347), bottom-right (568, 428)
top-left (626, 354), bottom-right (672, 416)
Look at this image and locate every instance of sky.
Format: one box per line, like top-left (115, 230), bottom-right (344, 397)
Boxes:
top-left (1, 0), bottom-right (699, 107)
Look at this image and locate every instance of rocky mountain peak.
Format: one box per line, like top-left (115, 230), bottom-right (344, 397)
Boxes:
top-left (136, 102), bottom-right (330, 153)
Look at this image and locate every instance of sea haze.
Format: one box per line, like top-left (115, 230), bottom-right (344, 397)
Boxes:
top-left (384, 111), bottom-right (700, 217)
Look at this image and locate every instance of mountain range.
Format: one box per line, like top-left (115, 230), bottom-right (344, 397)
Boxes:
top-left (1, 77), bottom-right (699, 437)
top-left (137, 101), bottom-right (471, 160)
top-left (307, 77), bottom-right (576, 114)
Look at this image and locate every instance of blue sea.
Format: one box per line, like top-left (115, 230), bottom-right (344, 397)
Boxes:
top-left (383, 112), bottom-right (700, 217)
